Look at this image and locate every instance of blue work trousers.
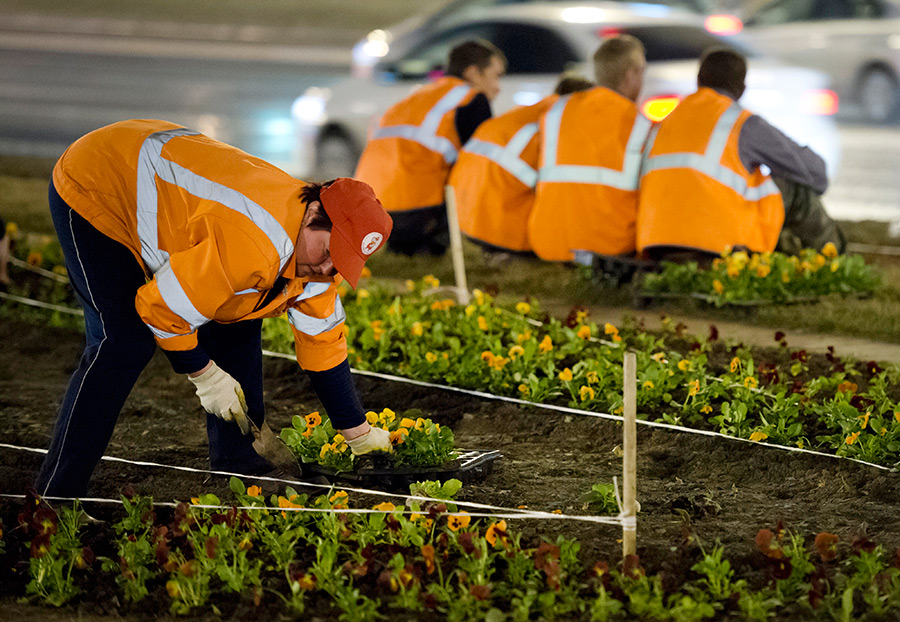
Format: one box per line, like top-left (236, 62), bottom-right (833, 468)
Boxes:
top-left (35, 183), bottom-right (271, 498)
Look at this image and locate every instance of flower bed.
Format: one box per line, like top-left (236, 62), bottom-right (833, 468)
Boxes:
top-left (263, 277), bottom-right (900, 468)
top-left (5, 483), bottom-right (900, 620)
top-left (280, 407), bottom-right (456, 471)
top-left (640, 246), bottom-right (879, 307)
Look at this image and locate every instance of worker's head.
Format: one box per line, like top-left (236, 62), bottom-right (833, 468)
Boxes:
top-left (296, 178), bottom-right (392, 288)
top-left (447, 39), bottom-right (507, 102)
top-left (553, 73), bottom-right (594, 96)
top-left (593, 35), bottom-right (646, 102)
top-left (697, 47), bottom-right (747, 100)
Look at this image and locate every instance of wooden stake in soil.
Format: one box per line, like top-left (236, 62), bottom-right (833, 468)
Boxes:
top-left (622, 352), bottom-right (638, 558)
top-left (444, 184), bottom-right (471, 305)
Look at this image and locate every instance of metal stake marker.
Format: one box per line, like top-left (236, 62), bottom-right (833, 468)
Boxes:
top-left (444, 184), bottom-right (471, 305)
top-left (622, 351), bottom-right (638, 557)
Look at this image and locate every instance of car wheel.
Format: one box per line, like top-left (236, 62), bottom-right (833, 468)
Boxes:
top-left (858, 68), bottom-right (899, 124)
top-left (315, 131), bottom-right (359, 180)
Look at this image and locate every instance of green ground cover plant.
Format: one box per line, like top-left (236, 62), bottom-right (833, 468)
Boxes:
top-left (641, 246), bottom-right (880, 306)
top-left (280, 407), bottom-right (456, 471)
top-left (263, 275), bottom-right (900, 468)
top-left (5, 483), bottom-right (900, 620)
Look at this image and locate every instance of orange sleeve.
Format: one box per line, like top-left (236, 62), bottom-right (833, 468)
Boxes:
top-left (135, 218), bottom-right (274, 352)
top-left (287, 281), bottom-right (348, 371)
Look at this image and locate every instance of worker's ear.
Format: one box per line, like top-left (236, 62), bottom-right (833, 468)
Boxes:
top-left (301, 200), bottom-right (323, 227)
top-left (461, 64), bottom-right (481, 84)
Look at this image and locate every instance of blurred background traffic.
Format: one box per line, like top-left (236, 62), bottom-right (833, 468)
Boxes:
top-left (1, 0), bottom-right (898, 223)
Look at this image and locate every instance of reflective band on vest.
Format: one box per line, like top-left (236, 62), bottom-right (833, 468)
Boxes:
top-left (288, 282), bottom-right (346, 336)
top-left (136, 127), bottom-right (297, 335)
top-left (641, 103), bottom-right (781, 201)
top-left (371, 85), bottom-right (472, 165)
top-left (462, 122), bottom-right (540, 188)
top-left (539, 98), bottom-right (651, 190)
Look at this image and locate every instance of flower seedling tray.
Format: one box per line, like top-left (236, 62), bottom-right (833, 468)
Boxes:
top-left (305, 449), bottom-right (502, 491)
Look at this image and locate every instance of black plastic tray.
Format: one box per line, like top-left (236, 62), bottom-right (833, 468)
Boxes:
top-left (305, 449), bottom-right (502, 491)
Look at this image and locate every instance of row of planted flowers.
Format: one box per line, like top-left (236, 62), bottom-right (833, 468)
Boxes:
top-left (5, 482), bottom-right (900, 620)
top-left (640, 245), bottom-right (880, 306)
top-left (263, 275), bottom-right (900, 469)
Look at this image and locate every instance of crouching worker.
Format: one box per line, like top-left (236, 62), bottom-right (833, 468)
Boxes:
top-left (449, 73), bottom-right (593, 260)
top-left (355, 39), bottom-right (506, 256)
top-left (637, 47), bottom-right (845, 265)
top-left (528, 35), bottom-right (652, 283)
top-left (35, 119), bottom-right (394, 499)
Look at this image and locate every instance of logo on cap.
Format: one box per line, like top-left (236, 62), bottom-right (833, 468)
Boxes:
top-left (361, 232), bottom-right (384, 255)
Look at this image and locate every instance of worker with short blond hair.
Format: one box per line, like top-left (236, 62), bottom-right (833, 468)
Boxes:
top-left (528, 35), bottom-right (651, 262)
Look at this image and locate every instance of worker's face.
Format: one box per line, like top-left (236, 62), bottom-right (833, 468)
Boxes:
top-left (295, 201), bottom-right (336, 278)
top-left (622, 52), bottom-right (647, 103)
top-left (464, 55), bottom-right (505, 101)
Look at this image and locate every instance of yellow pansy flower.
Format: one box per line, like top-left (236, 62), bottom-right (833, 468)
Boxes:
top-left (677, 360), bottom-right (691, 372)
top-left (580, 385), bottom-right (595, 401)
top-left (822, 242), bottom-right (838, 258)
top-left (713, 280), bottom-right (725, 294)
top-left (538, 335), bottom-right (553, 352)
top-left (576, 325), bottom-right (591, 340)
top-left (477, 316), bottom-right (489, 331)
top-left (518, 384), bottom-right (529, 395)
top-left (643, 381), bottom-right (654, 390)
top-left (744, 377), bottom-right (758, 389)
top-left (558, 368), bottom-right (573, 382)
top-left (749, 431), bottom-right (768, 442)
top-left (411, 322), bottom-right (424, 336)
top-left (373, 502), bottom-right (396, 512)
top-left (425, 352), bottom-right (438, 363)
top-left (845, 431), bottom-right (860, 445)
top-left (516, 301), bottom-right (531, 314)
top-left (508, 345), bottom-right (525, 359)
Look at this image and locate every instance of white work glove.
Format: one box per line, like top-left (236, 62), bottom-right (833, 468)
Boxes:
top-left (346, 426), bottom-right (393, 456)
top-left (187, 362), bottom-right (250, 435)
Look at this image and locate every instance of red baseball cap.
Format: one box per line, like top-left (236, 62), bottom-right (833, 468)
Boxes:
top-left (319, 178), bottom-right (393, 288)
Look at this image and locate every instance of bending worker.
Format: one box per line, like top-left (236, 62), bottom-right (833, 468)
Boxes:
top-left (449, 73), bottom-right (594, 257)
top-left (355, 39), bottom-right (506, 256)
top-left (528, 35), bottom-right (651, 263)
top-left (36, 119), bottom-right (393, 498)
top-left (637, 47), bottom-right (845, 262)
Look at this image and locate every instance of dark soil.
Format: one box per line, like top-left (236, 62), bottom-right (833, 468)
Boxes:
top-left (2, 315), bottom-right (900, 620)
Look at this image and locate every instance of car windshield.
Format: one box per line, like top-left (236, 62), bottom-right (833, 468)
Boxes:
top-left (616, 25), bottom-right (758, 61)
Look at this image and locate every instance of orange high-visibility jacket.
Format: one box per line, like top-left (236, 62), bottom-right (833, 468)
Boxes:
top-left (449, 96), bottom-right (557, 252)
top-left (53, 119), bottom-right (347, 371)
top-left (637, 88), bottom-right (784, 254)
top-left (528, 87), bottom-right (651, 261)
top-left (354, 77), bottom-right (478, 212)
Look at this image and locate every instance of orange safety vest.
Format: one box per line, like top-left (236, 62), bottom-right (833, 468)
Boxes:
top-left (52, 119), bottom-right (347, 371)
top-left (637, 88), bottom-right (784, 254)
top-left (449, 96), bottom-right (557, 252)
top-left (354, 76), bottom-right (478, 212)
top-left (528, 87), bottom-right (651, 261)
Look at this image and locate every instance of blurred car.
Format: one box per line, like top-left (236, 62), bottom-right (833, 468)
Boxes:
top-left (351, 0), bottom-right (744, 80)
top-left (741, 0), bottom-right (900, 123)
top-left (292, 2), bottom-right (840, 180)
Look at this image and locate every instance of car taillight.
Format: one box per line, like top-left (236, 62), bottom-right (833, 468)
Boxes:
top-left (642, 96), bottom-right (681, 122)
top-left (704, 14), bottom-right (743, 35)
top-left (800, 89), bottom-right (839, 115)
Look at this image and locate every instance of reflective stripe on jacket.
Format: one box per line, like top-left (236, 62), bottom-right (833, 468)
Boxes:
top-left (449, 96), bottom-right (557, 252)
top-left (52, 119), bottom-right (347, 371)
top-left (354, 77), bottom-right (477, 212)
top-left (637, 88), bottom-right (784, 254)
top-left (528, 87), bottom-right (651, 261)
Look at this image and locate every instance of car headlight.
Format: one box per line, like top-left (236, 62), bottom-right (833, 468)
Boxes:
top-left (291, 88), bottom-right (331, 125)
top-left (353, 29), bottom-right (391, 68)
